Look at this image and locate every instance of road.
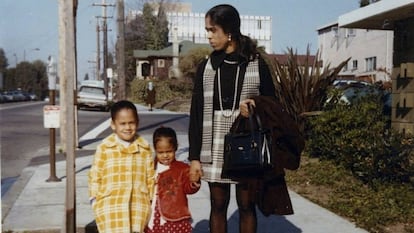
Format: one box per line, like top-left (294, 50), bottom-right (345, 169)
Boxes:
top-left (0, 102), bottom-right (108, 196)
top-left (0, 102), bottom-right (189, 197)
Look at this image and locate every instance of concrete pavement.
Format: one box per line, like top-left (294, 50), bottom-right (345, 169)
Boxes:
top-left (1, 104), bottom-right (369, 233)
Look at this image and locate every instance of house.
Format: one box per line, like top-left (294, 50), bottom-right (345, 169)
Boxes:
top-left (133, 40), bottom-right (211, 79)
top-left (337, 0), bottom-right (414, 134)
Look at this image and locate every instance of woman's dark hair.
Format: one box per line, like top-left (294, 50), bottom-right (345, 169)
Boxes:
top-left (206, 4), bottom-right (258, 61)
top-left (110, 100), bottom-right (139, 122)
top-left (153, 126), bottom-right (178, 151)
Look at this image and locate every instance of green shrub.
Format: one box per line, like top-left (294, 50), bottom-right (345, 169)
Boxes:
top-left (306, 94), bottom-right (414, 184)
top-left (128, 78), bottom-right (193, 105)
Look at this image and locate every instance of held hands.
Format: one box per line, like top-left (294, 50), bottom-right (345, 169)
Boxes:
top-left (189, 160), bottom-right (202, 183)
top-left (239, 99), bottom-right (256, 118)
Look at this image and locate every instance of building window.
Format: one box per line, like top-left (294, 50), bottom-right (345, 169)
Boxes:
top-left (332, 26), bottom-right (338, 37)
top-left (347, 28), bottom-right (355, 37)
top-left (352, 60), bottom-right (358, 70)
top-left (158, 59), bottom-right (165, 68)
top-left (257, 20), bottom-right (262, 29)
top-left (365, 57), bottom-right (376, 72)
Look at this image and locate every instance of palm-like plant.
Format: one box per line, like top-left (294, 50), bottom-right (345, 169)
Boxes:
top-left (261, 47), bottom-right (349, 133)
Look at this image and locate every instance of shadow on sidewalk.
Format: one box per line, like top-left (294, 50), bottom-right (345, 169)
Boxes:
top-left (192, 209), bottom-right (302, 233)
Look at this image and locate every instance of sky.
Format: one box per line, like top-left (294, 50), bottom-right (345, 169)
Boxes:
top-left (0, 0), bottom-right (359, 81)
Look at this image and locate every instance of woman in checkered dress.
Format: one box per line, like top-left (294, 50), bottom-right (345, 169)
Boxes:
top-left (188, 4), bottom-right (276, 233)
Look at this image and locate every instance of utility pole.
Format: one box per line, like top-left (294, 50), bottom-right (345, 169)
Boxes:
top-left (93, 0), bottom-right (115, 99)
top-left (59, 0), bottom-right (77, 232)
top-left (96, 17), bottom-right (101, 80)
top-left (116, 0), bottom-right (126, 100)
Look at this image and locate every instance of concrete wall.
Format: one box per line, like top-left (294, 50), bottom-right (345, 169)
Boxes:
top-left (391, 17), bottom-right (414, 134)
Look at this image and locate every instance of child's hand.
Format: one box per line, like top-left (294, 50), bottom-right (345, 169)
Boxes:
top-left (190, 181), bottom-right (201, 188)
top-left (189, 160), bottom-right (202, 183)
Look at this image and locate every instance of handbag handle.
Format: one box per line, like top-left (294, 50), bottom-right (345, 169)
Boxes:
top-left (247, 104), bottom-right (263, 131)
top-left (248, 104), bottom-right (272, 166)
top-left (230, 104), bottom-right (263, 133)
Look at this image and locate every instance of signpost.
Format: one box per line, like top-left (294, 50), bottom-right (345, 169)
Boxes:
top-left (45, 56), bottom-right (61, 182)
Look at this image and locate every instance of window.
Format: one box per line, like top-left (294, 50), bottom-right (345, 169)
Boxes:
top-left (352, 60), bottom-right (358, 70)
top-left (332, 26), bottom-right (338, 37)
top-left (257, 20), bottom-right (262, 29)
top-left (158, 59), bottom-right (165, 68)
top-left (365, 57), bottom-right (376, 71)
top-left (347, 28), bottom-right (355, 37)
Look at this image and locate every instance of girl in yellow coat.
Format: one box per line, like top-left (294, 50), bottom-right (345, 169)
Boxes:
top-left (88, 100), bottom-right (155, 233)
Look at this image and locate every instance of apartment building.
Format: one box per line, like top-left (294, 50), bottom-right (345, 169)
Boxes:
top-left (317, 22), bottom-right (393, 83)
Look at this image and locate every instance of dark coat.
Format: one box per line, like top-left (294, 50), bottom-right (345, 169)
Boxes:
top-left (230, 96), bottom-right (305, 216)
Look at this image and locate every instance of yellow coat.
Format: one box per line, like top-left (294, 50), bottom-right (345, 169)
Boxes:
top-left (88, 134), bottom-right (155, 233)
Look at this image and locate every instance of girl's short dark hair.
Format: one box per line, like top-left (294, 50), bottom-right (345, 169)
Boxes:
top-left (110, 100), bottom-right (139, 121)
top-left (153, 126), bottom-right (178, 151)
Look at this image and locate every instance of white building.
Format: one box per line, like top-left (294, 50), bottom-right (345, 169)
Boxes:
top-left (317, 22), bottom-right (393, 83)
top-left (127, 3), bottom-right (273, 53)
top-left (167, 12), bottom-right (272, 53)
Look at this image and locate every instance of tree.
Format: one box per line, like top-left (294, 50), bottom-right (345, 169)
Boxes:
top-left (151, 1), bottom-right (169, 50)
top-left (141, 2), bottom-right (169, 50)
top-left (261, 47), bottom-right (349, 133)
top-left (7, 60), bottom-right (48, 97)
top-left (123, 1), bottom-right (170, 92)
top-left (0, 48), bottom-right (8, 73)
top-left (179, 47), bottom-right (212, 80)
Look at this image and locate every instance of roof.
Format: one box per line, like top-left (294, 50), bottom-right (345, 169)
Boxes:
top-left (338, 0), bottom-right (414, 29)
top-left (133, 40), bottom-right (211, 59)
top-left (267, 54), bottom-right (319, 66)
top-left (317, 21), bottom-right (338, 32)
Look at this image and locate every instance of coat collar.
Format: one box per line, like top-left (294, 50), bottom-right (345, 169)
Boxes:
top-left (102, 133), bottom-right (151, 153)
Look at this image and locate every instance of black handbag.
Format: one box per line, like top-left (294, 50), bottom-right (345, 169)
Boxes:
top-left (221, 106), bottom-right (273, 179)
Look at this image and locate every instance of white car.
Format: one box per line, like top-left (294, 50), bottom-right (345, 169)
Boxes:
top-left (77, 82), bottom-right (109, 111)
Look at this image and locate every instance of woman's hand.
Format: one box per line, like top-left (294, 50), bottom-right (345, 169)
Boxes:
top-left (189, 160), bottom-right (202, 183)
top-left (239, 99), bottom-right (255, 117)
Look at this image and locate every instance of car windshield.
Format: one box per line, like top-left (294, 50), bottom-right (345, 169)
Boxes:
top-left (80, 86), bottom-right (104, 95)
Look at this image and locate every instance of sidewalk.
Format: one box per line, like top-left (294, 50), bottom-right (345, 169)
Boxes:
top-left (2, 105), bottom-right (369, 233)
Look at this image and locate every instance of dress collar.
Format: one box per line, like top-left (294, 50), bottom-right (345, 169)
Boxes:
top-left (210, 50), bottom-right (246, 70)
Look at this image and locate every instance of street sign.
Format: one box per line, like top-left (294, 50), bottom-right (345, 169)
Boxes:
top-left (43, 105), bottom-right (60, 128)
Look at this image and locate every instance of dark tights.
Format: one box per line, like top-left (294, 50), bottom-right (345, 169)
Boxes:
top-left (208, 182), bottom-right (257, 233)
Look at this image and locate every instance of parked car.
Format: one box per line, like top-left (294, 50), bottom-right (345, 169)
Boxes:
top-left (27, 92), bottom-right (39, 101)
top-left (0, 93), bottom-right (6, 103)
top-left (326, 80), bottom-right (391, 114)
top-left (2, 91), bottom-right (14, 102)
top-left (77, 80), bottom-right (109, 111)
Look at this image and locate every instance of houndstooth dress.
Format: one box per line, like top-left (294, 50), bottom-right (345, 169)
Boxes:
top-left (200, 58), bottom-right (260, 183)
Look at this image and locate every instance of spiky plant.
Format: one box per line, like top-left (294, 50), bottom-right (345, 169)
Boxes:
top-left (261, 47), bottom-right (349, 133)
